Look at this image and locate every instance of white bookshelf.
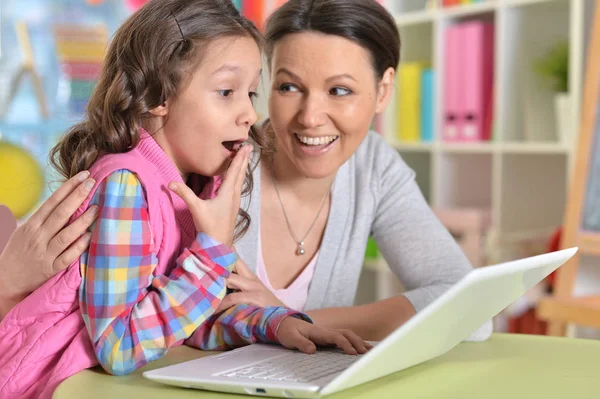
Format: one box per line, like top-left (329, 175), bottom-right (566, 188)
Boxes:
top-left (356, 0), bottom-right (596, 304)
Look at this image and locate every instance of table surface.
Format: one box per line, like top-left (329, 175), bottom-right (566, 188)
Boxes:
top-left (54, 334), bottom-right (600, 399)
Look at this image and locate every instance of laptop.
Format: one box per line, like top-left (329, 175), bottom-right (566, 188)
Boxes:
top-left (143, 247), bottom-right (578, 398)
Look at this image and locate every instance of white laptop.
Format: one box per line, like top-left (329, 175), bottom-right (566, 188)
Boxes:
top-left (143, 247), bottom-right (577, 398)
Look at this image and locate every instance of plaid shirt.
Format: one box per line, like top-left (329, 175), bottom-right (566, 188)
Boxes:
top-left (79, 170), bottom-right (307, 375)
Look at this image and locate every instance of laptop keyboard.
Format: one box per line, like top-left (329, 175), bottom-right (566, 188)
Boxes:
top-left (217, 350), bottom-right (363, 383)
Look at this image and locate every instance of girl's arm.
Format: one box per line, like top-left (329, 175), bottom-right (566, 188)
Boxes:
top-left (80, 170), bottom-right (302, 376)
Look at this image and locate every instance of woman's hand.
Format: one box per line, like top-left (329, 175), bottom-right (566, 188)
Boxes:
top-left (0, 170), bottom-right (98, 302)
top-left (219, 256), bottom-right (286, 310)
top-left (277, 317), bottom-right (373, 355)
top-left (168, 145), bottom-right (251, 247)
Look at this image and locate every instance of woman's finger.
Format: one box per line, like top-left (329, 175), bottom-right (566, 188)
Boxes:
top-left (220, 292), bottom-right (261, 308)
top-left (234, 256), bottom-right (255, 279)
top-left (31, 171), bottom-right (93, 235)
top-left (226, 273), bottom-right (255, 291)
top-left (52, 232), bottom-right (92, 275)
top-left (47, 205), bottom-right (99, 259)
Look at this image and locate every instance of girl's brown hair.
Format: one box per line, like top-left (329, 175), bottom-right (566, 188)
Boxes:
top-left (50, 0), bottom-right (264, 241)
top-left (260, 0), bottom-right (401, 162)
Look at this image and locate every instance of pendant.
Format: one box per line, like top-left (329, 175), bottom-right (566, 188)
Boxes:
top-left (296, 241), bottom-right (305, 256)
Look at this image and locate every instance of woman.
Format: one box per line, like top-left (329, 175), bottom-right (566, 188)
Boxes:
top-left (0, 0), bottom-right (490, 341)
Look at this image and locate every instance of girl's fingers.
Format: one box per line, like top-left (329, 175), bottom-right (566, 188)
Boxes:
top-left (168, 181), bottom-right (201, 209)
top-left (310, 329), bottom-right (357, 355)
top-left (219, 145), bottom-right (251, 195)
top-left (339, 330), bottom-right (370, 354)
top-left (287, 329), bottom-right (317, 354)
top-left (234, 146), bottom-right (251, 193)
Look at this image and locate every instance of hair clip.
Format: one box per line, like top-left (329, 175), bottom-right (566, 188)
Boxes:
top-left (171, 13), bottom-right (187, 44)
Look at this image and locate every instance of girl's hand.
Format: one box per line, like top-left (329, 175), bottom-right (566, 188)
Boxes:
top-left (168, 145), bottom-right (251, 247)
top-left (218, 256), bottom-right (286, 311)
top-left (0, 170), bottom-right (98, 301)
top-left (277, 317), bottom-right (373, 355)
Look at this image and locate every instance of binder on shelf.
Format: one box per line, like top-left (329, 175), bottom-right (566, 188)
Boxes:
top-left (397, 63), bottom-right (425, 142)
top-left (443, 24), bottom-right (462, 141)
top-left (420, 69), bottom-right (435, 142)
top-left (461, 21), bottom-right (494, 141)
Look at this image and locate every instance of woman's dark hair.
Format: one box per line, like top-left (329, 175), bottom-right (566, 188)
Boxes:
top-left (260, 0), bottom-right (401, 161)
top-left (50, 0), bottom-right (264, 241)
top-left (265, 0), bottom-right (400, 77)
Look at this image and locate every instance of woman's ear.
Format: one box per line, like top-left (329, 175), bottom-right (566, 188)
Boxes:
top-left (149, 100), bottom-right (169, 117)
top-left (375, 67), bottom-right (395, 114)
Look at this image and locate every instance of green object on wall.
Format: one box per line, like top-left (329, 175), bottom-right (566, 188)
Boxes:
top-left (365, 237), bottom-right (379, 259)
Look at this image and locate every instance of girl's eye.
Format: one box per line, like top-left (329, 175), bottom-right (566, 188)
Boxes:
top-left (218, 90), bottom-right (234, 97)
top-left (330, 87), bottom-right (352, 96)
top-left (278, 83), bottom-right (299, 93)
top-left (249, 91), bottom-right (258, 100)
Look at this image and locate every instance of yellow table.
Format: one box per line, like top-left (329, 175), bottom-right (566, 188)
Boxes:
top-left (54, 334), bottom-right (600, 399)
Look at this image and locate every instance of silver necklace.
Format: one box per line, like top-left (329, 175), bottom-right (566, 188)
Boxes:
top-left (271, 168), bottom-right (331, 256)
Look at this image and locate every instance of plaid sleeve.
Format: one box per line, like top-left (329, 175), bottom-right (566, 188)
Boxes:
top-left (185, 305), bottom-right (313, 351)
top-left (79, 170), bottom-right (236, 376)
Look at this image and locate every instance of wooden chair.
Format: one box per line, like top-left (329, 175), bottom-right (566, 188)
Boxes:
top-left (537, 1), bottom-right (600, 336)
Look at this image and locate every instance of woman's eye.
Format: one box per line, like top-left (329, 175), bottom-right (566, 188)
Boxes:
top-left (330, 87), bottom-right (352, 96)
top-left (218, 90), bottom-right (234, 97)
top-left (278, 83), bottom-right (299, 93)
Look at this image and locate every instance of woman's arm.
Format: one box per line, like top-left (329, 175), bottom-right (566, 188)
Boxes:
top-left (306, 296), bottom-right (416, 341)
top-left (0, 171), bottom-right (98, 319)
top-left (370, 149), bottom-right (473, 315)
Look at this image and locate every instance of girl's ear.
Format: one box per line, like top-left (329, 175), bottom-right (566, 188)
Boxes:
top-left (375, 67), bottom-right (395, 114)
top-left (149, 100), bottom-right (169, 117)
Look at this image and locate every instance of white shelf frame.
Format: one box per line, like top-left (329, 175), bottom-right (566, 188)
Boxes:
top-left (381, 0), bottom-right (590, 264)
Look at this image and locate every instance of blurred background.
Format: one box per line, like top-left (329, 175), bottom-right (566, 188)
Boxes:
top-left (0, 0), bottom-right (599, 339)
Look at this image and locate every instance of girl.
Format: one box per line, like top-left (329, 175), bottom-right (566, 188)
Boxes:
top-left (0, 1), bottom-right (368, 398)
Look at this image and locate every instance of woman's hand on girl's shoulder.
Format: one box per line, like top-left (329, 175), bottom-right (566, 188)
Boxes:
top-left (169, 145), bottom-right (251, 247)
top-left (0, 171), bottom-right (98, 301)
top-left (276, 317), bottom-right (373, 355)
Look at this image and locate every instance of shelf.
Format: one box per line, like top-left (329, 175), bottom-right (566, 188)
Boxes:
top-left (500, 141), bottom-right (570, 154)
top-left (503, 0), bottom-right (563, 8)
top-left (394, 10), bottom-right (436, 27)
top-left (392, 141), bottom-right (435, 152)
top-left (363, 259), bottom-right (387, 273)
top-left (440, 142), bottom-right (497, 153)
top-left (441, 1), bottom-right (498, 18)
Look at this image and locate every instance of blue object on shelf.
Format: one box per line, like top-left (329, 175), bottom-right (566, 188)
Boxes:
top-left (420, 69), bottom-right (435, 142)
